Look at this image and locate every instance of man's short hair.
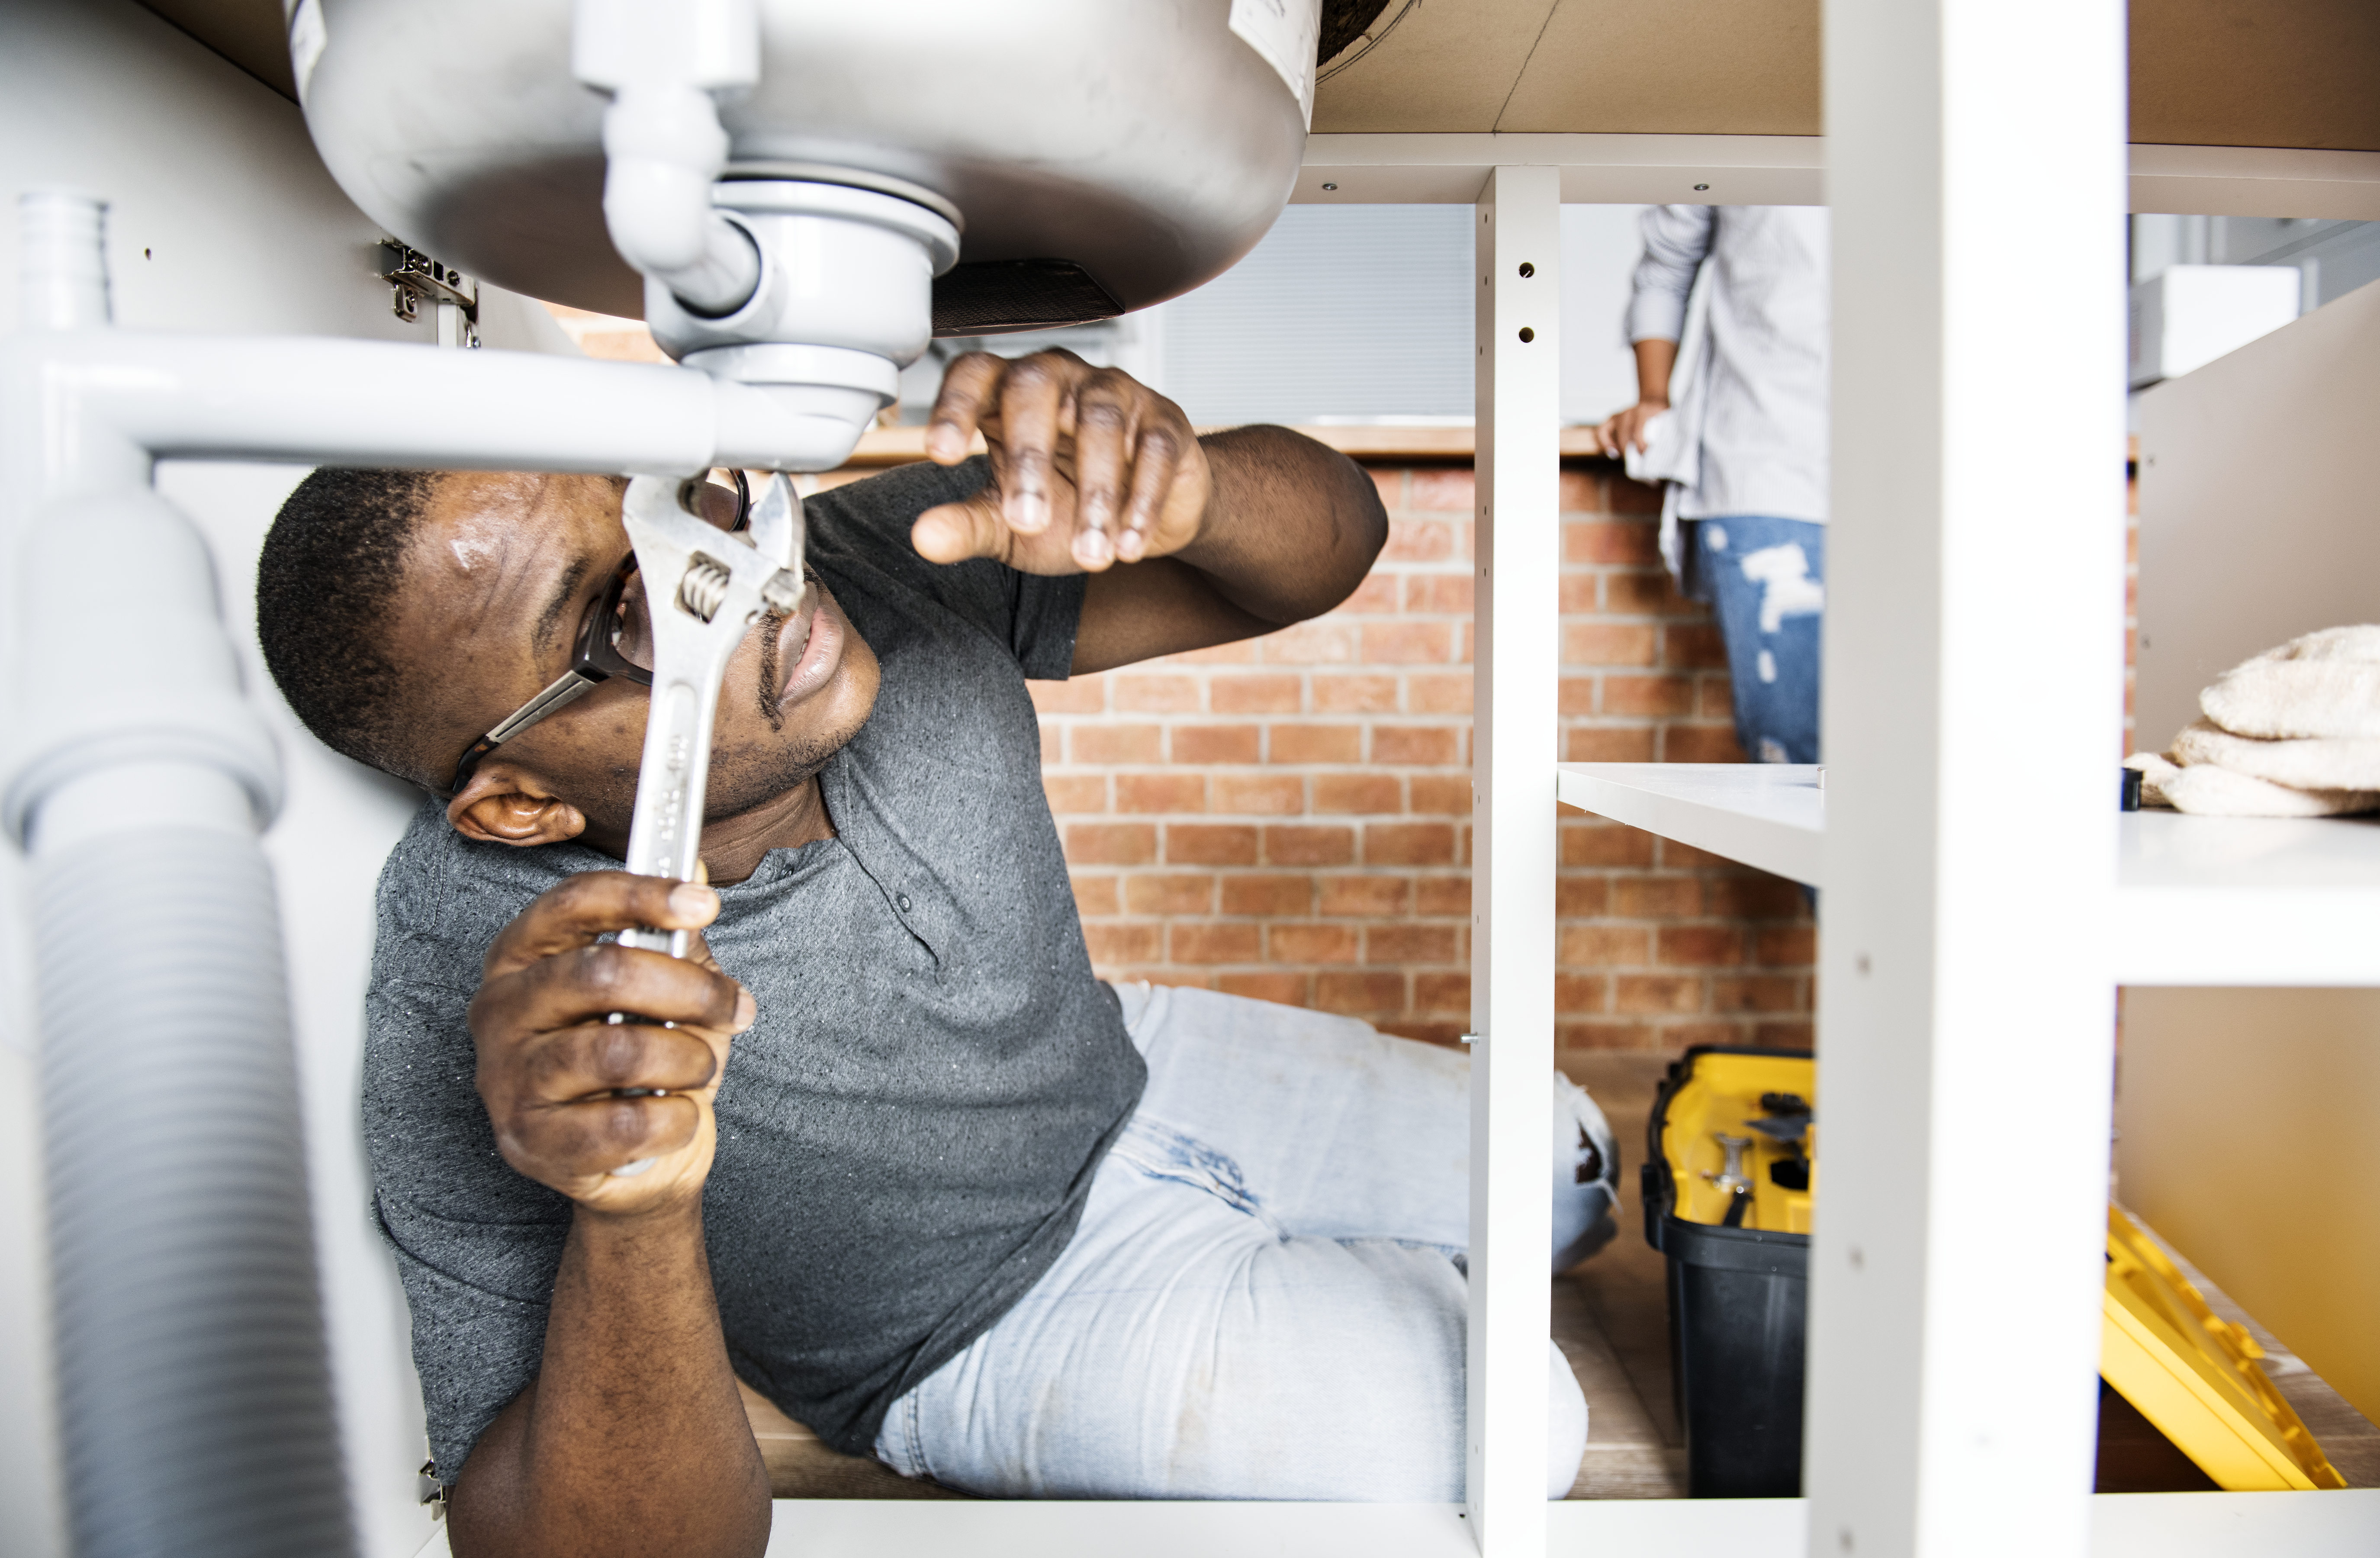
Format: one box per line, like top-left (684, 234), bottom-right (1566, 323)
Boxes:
top-left (256, 467), bottom-right (441, 786)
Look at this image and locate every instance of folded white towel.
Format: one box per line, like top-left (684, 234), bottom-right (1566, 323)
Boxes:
top-left (2199, 624), bottom-right (2380, 740)
top-left (2169, 717), bottom-right (2380, 792)
top-left (2126, 751), bottom-right (2380, 818)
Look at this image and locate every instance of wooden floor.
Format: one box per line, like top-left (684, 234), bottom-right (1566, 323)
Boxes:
top-left (738, 1050), bottom-right (2379, 1501)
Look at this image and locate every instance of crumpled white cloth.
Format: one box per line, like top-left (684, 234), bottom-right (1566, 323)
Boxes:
top-left (2129, 626), bottom-right (2380, 816)
top-left (2200, 625), bottom-right (2380, 740)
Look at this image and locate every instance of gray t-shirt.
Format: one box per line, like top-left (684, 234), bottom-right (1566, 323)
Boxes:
top-left (364, 457), bottom-right (1147, 1474)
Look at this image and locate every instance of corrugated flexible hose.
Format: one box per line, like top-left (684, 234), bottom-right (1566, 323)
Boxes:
top-left (37, 827), bottom-right (355, 1558)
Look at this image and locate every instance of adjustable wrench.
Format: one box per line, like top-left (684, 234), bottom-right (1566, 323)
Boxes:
top-left (615, 470), bottom-right (807, 955)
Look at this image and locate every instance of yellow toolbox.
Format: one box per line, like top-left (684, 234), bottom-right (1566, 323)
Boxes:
top-left (1647, 1046), bottom-right (2350, 1494)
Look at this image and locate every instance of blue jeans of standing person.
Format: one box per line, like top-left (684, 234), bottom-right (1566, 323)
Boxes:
top-left (873, 982), bottom-right (1621, 1501)
top-left (1682, 516), bottom-right (1827, 765)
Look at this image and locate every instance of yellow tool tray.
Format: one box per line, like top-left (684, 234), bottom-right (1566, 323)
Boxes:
top-left (1655, 1049), bottom-right (2347, 1491)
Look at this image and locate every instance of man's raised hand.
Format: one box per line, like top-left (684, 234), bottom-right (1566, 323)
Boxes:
top-left (466, 872), bottom-right (754, 1217)
top-left (913, 348), bottom-right (1213, 574)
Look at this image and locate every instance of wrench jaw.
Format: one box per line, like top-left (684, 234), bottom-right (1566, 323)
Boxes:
top-left (614, 473), bottom-right (805, 956)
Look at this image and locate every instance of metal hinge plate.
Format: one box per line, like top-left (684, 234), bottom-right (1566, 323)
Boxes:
top-left (380, 240), bottom-right (480, 347)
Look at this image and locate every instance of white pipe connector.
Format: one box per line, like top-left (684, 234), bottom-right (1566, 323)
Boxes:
top-left (575, 0), bottom-right (763, 318)
top-left (18, 189), bottom-right (111, 330)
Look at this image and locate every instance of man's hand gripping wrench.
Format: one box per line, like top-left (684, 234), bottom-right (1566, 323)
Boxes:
top-left (603, 473), bottom-right (805, 1177)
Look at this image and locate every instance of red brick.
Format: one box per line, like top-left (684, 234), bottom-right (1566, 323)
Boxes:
top-left (1167, 824), bottom-right (1259, 865)
top-left (1559, 677), bottom-right (1597, 716)
top-left (1409, 776), bottom-right (1473, 815)
top-left (1663, 1021), bottom-right (1742, 1050)
top-left (1603, 674), bottom-right (1695, 716)
top-left (1414, 876), bottom-right (1470, 915)
top-left (1221, 873), bottom-right (1312, 916)
top-left (1067, 822), bottom-right (1156, 864)
top-left (1115, 674), bottom-right (1201, 712)
top-left (1160, 639), bottom-right (1258, 665)
top-left (1338, 574), bottom-right (1399, 613)
top-left (1366, 822), bottom-right (1455, 865)
top-left (1029, 677), bottom-right (1105, 713)
top-left (1559, 1021), bottom-right (1660, 1052)
top-left (1406, 574), bottom-right (1475, 613)
top-left (1605, 570), bottom-right (1701, 615)
top-left (1614, 974), bottom-right (1706, 1014)
top-left (1559, 821), bottom-right (1656, 868)
top-left (1409, 469), bottom-right (1476, 511)
top-left (1754, 1020), bottom-right (1815, 1049)
top-left (1755, 926), bottom-right (1817, 965)
top-left (1612, 876), bottom-right (1701, 917)
top-left (1314, 773), bottom-right (1402, 813)
top-left (1211, 673), bottom-right (1303, 713)
top-left (1316, 971), bottom-right (1406, 1014)
top-left (1265, 825), bottom-right (1356, 866)
top-left (1171, 921), bottom-right (1262, 964)
top-left (1713, 975), bottom-right (1804, 1013)
top-left (1560, 924), bottom-right (1650, 965)
top-left (1658, 838), bottom-right (1739, 870)
top-left (1171, 724), bottom-right (1261, 764)
top-left (1658, 926), bottom-right (1745, 966)
top-left (1314, 674), bottom-right (1400, 713)
top-left (1319, 874), bottom-right (1412, 916)
top-left (1270, 724), bottom-right (1362, 763)
top-left (1368, 924), bottom-right (1456, 963)
top-left (1366, 467), bottom-right (1405, 510)
top-left (1556, 972), bottom-right (1609, 1011)
top-left (1362, 621), bottom-right (1454, 664)
top-left (1071, 723), bottom-right (1163, 763)
top-left (1069, 872), bottom-right (1119, 916)
top-left (1041, 723), bottom-right (1061, 766)
top-left (1044, 775), bottom-right (1107, 813)
top-left (1381, 519), bottom-right (1456, 562)
top-left (1558, 468), bottom-right (1603, 511)
top-left (1409, 673), bottom-right (1474, 713)
top-left (1117, 774), bottom-right (1206, 813)
top-left (1270, 924), bottom-right (1359, 962)
top-left (1213, 774), bottom-right (1305, 814)
top-left (1698, 679), bottom-right (1737, 718)
top-left (1562, 726), bottom-right (1656, 763)
top-left (1125, 873), bottom-right (1216, 914)
top-left (1220, 971), bottom-right (1311, 1007)
top-left (1562, 623), bottom-right (1658, 666)
top-left (1662, 724), bottom-right (1748, 763)
top-left (1559, 576), bottom-right (1599, 614)
top-left (1663, 623), bottom-right (1729, 670)
top-left (1610, 476), bottom-right (1663, 514)
top-left (1083, 922), bottom-right (1161, 962)
top-left (1705, 875), bottom-right (1808, 919)
top-left (1413, 972), bottom-right (1472, 1011)
top-left (1563, 520), bottom-right (1660, 566)
top-left (1556, 877), bottom-right (1609, 917)
top-left (1260, 620), bottom-right (1358, 664)
top-left (1372, 724), bottom-right (1460, 765)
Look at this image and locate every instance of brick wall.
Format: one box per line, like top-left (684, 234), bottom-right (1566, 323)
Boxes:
top-left (1016, 457), bottom-right (1816, 1057)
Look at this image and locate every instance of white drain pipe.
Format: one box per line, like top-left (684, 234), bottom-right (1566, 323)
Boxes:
top-left (0, 188), bottom-right (879, 1557)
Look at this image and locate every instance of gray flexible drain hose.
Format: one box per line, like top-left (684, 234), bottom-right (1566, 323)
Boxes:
top-left (36, 827), bottom-right (355, 1558)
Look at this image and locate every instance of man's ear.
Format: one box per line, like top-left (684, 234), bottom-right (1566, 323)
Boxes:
top-left (445, 762), bottom-right (588, 848)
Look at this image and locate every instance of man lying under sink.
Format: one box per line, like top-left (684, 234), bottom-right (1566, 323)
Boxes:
top-left (254, 351), bottom-right (1620, 1557)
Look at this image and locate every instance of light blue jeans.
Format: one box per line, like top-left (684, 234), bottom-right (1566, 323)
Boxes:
top-left (873, 983), bottom-right (1620, 1501)
top-left (1683, 516), bottom-right (1826, 766)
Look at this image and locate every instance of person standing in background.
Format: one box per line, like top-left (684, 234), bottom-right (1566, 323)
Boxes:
top-left (1597, 206), bottom-right (1830, 766)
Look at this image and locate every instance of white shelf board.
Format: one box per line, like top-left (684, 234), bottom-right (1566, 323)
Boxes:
top-left (400, 1490), bottom-right (2380, 1557)
top-left (1555, 763), bottom-right (1825, 887)
top-left (2113, 811), bottom-right (2380, 986)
